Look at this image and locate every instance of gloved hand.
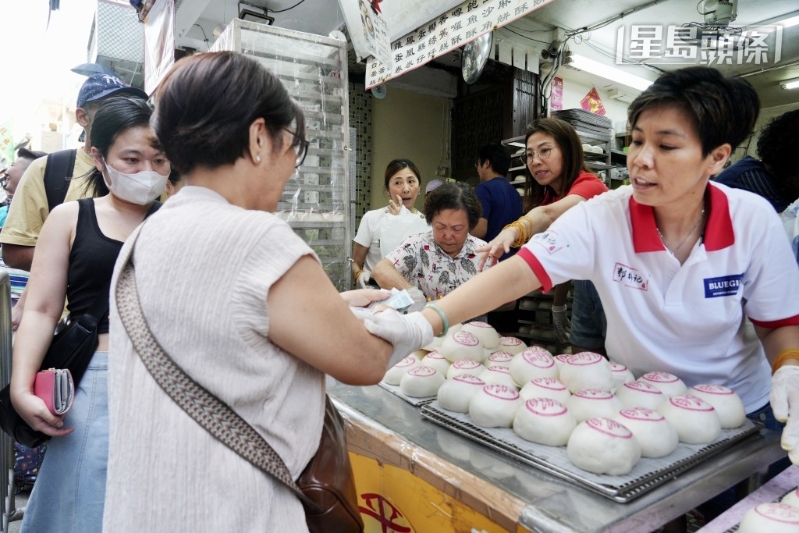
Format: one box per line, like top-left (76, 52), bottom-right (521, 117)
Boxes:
top-left (551, 304), bottom-right (571, 344)
top-left (356, 269), bottom-right (372, 289)
top-left (365, 309), bottom-right (434, 368)
top-left (349, 307), bottom-right (374, 322)
top-left (406, 287), bottom-right (427, 313)
top-left (771, 365), bottom-right (799, 464)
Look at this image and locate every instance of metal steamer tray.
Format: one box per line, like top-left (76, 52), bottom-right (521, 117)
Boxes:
top-left (377, 381), bottom-right (436, 407)
top-left (421, 401), bottom-right (760, 503)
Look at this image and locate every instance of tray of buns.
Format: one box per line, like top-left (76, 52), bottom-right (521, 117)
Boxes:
top-left (421, 401), bottom-right (760, 503)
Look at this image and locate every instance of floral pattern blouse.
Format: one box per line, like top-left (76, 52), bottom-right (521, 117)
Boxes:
top-left (385, 230), bottom-right (489, 300)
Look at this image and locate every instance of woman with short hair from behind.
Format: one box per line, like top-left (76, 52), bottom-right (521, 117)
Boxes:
top-left (102, 52), bottom-right (411, 532)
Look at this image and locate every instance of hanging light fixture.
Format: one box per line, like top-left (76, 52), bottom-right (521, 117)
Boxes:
top-left (238, 3), bottom-right (275, 25)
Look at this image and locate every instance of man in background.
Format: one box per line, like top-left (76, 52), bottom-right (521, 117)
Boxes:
top-left (471, 143), bottom-right (522, 261)
top-left (0, 148), bottom-right (46, 226)
top-left (0, 148), bottom-right (46, 306)
top-left (0, 74), bottom-right (146, 329)
top-left (0, 73), bottom-right (147, 271)
top-left (472, 143), bottom-right (523, 334)
top-left (714, 109), bottom-right (799, 213)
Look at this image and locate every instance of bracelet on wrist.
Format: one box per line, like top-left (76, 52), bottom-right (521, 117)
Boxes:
top-left (424, 303), bottom-right (449, 338)
top-left (503, 222), bottom-right (527, 248)
top-left (772, 348), bottom-right (799, 374)
top-left (353, 269), bottom-right (364, 282)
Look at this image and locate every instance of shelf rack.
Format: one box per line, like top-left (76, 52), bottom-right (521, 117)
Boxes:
top-left (211, 20), bottom-right (352, 291)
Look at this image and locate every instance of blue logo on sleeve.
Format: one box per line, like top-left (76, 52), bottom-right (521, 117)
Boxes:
top-left (704, 274), bottom-right (744, 298)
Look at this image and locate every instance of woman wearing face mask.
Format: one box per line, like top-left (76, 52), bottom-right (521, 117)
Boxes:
top-left (352, 159), bottom-right (424, 288)
top-left (10, 96), bottom-right (167, 532)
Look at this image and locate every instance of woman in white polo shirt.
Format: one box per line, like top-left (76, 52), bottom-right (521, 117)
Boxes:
top-left (366, 66), bottom-right (799, 463)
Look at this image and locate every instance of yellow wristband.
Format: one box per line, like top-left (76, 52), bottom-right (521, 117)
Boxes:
top-left (772, 348), bottom-right (799, 374)
top-left (353, 270), bottom-right (364, 282)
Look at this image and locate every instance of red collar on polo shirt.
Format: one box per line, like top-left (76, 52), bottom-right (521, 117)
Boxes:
top-left (630, 182), bottom-right (735, 253)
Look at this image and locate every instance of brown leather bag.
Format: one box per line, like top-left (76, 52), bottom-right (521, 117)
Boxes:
top-left (115, 237), bottom-right (363, 533)
top-left (299, 397), bottom-right (364, 533)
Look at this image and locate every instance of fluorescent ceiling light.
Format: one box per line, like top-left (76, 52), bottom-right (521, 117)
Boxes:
top-left (750, 11), bottom-right (799, 33)
top-left (569, 54), bottom-right (653, 92)
top-left (781, 78), bottom-right (799, 90)
top-left (779, 14), bottom-right (799, 28)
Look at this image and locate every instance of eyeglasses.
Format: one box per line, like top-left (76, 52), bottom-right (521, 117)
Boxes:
top-left (0, 173), bottom-right (8, 190)
top-left (521, 146), bottom-right (554, 163)
top-left (284, 128), bottom-right (310, 168)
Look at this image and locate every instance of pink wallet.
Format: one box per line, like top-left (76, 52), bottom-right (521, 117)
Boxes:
top-left (34, 369), bottom-right (75, 416)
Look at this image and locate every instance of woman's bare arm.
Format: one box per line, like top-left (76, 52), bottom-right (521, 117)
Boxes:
top-left (268, 255), bottom-right (393, 385)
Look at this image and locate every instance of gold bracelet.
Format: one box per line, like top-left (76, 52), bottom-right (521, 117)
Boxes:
top-left (772, 348), bottom-right (799, 374)
top-left (519, 215), bottom-right (535, 238)
top-left (502, 222), bottom-right (523, 248)
top-left (353, 269), bottom-right (364, 282)
top-left (503, 221), bottom-right (528, 248)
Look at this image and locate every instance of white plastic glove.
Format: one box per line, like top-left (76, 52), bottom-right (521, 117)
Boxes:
top-left (770, 365), bottom-right (799, 464)
top-left (406, 287), bottom-right (427, 313)
top-left (551, 304), bottom-right (571, 344)
top-left (356, 269), bottom-right (372, 289)
top-left (349, 307), bottom-right (373, 322)
top-left (365, 309), bottom-right (434, 368)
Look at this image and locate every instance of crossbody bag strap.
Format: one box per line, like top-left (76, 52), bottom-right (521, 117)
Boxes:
top-left (114, 237), bottom-right (312, 506)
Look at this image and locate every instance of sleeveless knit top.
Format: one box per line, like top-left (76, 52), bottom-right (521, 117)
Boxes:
top-left (66, 198), bottom-right (158, 333)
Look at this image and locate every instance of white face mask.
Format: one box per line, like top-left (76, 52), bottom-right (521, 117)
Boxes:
top-left (102, 159), bottom-right (168, 205)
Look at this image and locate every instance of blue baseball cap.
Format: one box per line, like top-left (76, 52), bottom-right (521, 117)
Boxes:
top-left (76, 74), bottom-right (148, 108)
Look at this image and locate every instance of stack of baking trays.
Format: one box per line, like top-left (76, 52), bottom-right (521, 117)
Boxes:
top-left (377, 321), bottom-right (763, 503)
top-left (552, 108), bottom-right (613, 139)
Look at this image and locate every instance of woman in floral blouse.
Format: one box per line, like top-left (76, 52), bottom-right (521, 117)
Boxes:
top-left (372, 182), bottom-right (489, 300)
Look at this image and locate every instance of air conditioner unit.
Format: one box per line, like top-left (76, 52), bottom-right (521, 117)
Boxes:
top-left (608, 88), bottom-right (634, 103)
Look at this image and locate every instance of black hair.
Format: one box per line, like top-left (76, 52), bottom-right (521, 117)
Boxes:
top-left (16, 148), bottom-right (46, 161)
top-left (154, 51), bottom-right (304, 175)
top-left (167, 168), bottom-right (183, 185)
top-left (628, 67), bottom-right (759, 157)
top-left (423, 181), bottom-right (482, 230)
top-left (522, 118), bottom-right (590, 212)
top-left (84, 96), bottom-right (157, 197)
top-left (477, 143), bottom-right (511, 176)
top-left (756, 109), bottom-right (799, 202)
top-left (383, 159), bottom-right (422, 191)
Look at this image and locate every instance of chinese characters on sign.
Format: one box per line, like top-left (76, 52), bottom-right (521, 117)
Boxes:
top-left (365, 0), bottom-right (556, 89)
top-left (616, 25), bottom-right (783, 66)
top-left (358, 0), bottom-right (393, 70)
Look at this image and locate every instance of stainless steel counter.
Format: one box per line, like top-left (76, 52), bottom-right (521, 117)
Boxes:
top-left (328, 382), bottom-right (786, 533)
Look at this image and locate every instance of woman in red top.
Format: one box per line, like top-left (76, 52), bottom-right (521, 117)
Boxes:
top-left (479, 118), bottom-right (608, 341)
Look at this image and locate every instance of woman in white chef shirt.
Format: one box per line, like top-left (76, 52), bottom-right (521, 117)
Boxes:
top-left (352, 159), bottom-right (425, 288)
top-left (365, 67), bottom-right (799, 465)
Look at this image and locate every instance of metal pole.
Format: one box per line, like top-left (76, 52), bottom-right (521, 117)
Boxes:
top-left (0, 271), bottom-right (13, 532)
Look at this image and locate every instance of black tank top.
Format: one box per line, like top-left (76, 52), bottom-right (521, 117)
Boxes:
top-left (66, 198), bottom-right (159, 333)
